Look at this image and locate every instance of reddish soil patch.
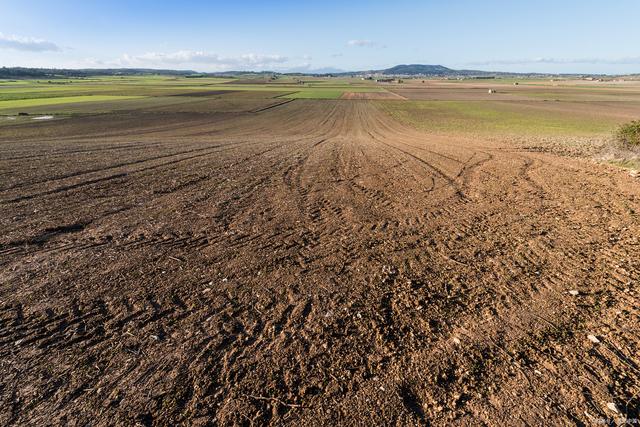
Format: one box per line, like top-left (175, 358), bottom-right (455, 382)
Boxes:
top-left (1, 100), bottom-right (639, 425)
top-left (392, 80), bottom-right (640, 102)
top-left (171, 90), bottom-right (239, 97)
top-left (341, 91), bottom-right (406, 100)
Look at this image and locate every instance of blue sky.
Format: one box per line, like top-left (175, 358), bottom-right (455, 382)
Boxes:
top-left (1, 0), bottom-right (640, 74)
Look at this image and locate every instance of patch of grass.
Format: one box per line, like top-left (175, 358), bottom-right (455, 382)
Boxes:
top-left (0, 95), bottom-right (146, 112)
top-left (0, 75), bottom-right (384, 112)
top-left (378, 100), bottom-right (620, 136)
top-left (609, 158), bottom-right (640, 170)
top-left (520, 91), bottom-right (640, 102)
top-left (0, 83), bottom-right (240, 101)
top-left (615, 120), bottom-right (640, 146)
top-left (282, 90), bottom-right (345, 99)
top-left (280, 85), bottom-right (385, 99)
top-left (203, 84), bottom-right (379, 93)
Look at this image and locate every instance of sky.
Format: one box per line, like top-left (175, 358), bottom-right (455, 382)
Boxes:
top-left (1, 0), bottom-right (640, 74)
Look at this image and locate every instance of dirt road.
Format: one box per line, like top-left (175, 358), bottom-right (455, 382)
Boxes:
top-left (1, 101), bottom-right (639, 425)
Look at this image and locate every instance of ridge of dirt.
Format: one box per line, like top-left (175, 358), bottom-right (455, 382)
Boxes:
top-left (1, 100), bottom-right (639, 425)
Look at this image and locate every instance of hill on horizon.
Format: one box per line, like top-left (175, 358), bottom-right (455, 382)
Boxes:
top-left (0, 64), bottom-right (612, 79)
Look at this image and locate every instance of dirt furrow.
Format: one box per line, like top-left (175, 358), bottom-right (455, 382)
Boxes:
top-left (0, 100), bottom-right (638, 426)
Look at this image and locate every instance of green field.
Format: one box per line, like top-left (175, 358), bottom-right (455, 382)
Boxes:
top-left (282, 90), bottom-right (345, 99)
top-left (378, 100), bottom-right (623, 136)
top-left (2, 75), bottom-right (638, 134)
top-left (0, 95), bottom-right (146, 111)
top-left (0, 75), bottom-right (386, 109)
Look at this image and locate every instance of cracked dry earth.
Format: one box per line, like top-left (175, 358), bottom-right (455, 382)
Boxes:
top-left (1, 100), bottom-right (639, 426)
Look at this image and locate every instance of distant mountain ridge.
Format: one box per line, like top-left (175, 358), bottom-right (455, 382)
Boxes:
top-left (0, 67), bottom-right (197, 79)
top-left (0, 65), bottom-right (608, 79)
top-left (377, 64), bottom-right (455, 75)
top-left (352, 64), bottom-right (522, 77)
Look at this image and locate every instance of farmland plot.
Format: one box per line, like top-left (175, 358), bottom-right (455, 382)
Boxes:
top-left (1, 93), bottom-right (639, 425)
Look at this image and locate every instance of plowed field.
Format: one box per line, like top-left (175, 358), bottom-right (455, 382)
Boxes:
top-left (1, 99), bottom-right (639, 425)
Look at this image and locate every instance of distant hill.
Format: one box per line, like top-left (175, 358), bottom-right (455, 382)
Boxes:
top-left (0, 65), bottom-right (609, 80)
top-left (0, 67), bottom-right (197, 79)
top-left (379, 64), bottom-right (456, 75)
top-left (350, 64), bottom-right (517, 77)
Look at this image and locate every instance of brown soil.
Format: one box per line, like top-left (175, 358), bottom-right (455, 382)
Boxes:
top-left (1, 100), bottom-right (639, 426)
top-left (171, 90), bottom-right (240, 97)
top-left (341, 91), bottom-right (406, 100)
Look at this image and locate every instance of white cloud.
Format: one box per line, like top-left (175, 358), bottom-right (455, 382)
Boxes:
top-left (347, 39), bottom-right (375, 47)
top-left (0, 33), bottom-right (61, 52)
top-left (347, 40), bottom-right (387, 49)
top-left (115, 50), bottom-right (289, 70)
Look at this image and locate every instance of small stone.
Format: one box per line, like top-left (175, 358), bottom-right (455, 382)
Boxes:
top-left (568, 290), bottom-right (579, 296)
top-left (607, 402), bottom-right (619, 413)
top-left (587, 334), bottom-right (600, 344)
top-left (452, 337), bottom-right (461, 345)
